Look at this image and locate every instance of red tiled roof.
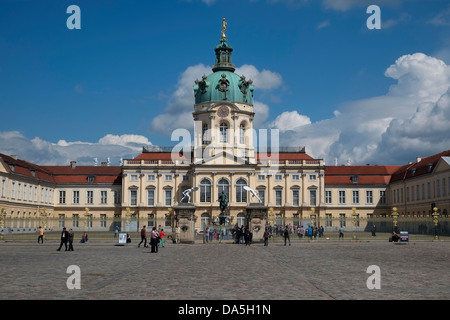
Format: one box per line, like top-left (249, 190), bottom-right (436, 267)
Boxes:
top-left (325, 165), bottom-right (402, 185)
top-left (390, 150), bottom-right (450, 183)
top-left (41, 166), bottom-right (122, 184)
top-left (0, 153), bottom-right (55, 183)
top-left (134, 152), bottom-right (186, 161)
top-left (257, 152), bottom-right (314, 161)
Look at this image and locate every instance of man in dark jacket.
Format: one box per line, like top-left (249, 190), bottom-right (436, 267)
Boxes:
top-left (57, 227), bottom-right (69, 251)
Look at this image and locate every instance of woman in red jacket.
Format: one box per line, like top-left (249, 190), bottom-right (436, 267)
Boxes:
top-left (159, 228), bottom-right (167, 247)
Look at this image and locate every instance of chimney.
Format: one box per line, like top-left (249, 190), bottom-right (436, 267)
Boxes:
top-left (416, 157), bottom-right (422, 163)
top-left (70, 161), bottom-right (77, 169)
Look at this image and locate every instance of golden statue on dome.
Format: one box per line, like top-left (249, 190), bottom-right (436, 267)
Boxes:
top-left (221, 18), bottom-right (227, 39)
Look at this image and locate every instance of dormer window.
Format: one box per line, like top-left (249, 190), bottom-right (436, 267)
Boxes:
top-left (351, 175), bottom-right (359, 183)
top-left (87, 175), bottom-right (95, 183)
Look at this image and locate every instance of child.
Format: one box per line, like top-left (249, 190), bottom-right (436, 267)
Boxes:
top-left (159, 228), bottom-right (166, 247)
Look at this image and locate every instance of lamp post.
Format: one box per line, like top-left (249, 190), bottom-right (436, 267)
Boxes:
top-left (40, 208), bottom-right (48, 228)
top-left (125, 207), bottom-right (131, 232)
top-left (432, 206), bottom-right (439, 240)
top-left (352, 207), bottom-right (358, 240)
top-left (391, 207), bottom-right (399, 233)
top-left (310, 207), bottom-right (316, 240)
top-left (84, 207), bottom-right (90, 232)
top-left (0, 208), bottom-right (6, 240)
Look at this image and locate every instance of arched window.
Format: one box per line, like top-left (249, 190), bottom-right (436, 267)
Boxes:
top-left (237, 212), bottom-right (247, 228)
top-left (202, 123), bottom-right (209, 145)
top-left (220, 122), bottom-right (228, 143)
top-left (199, 178), bottom-right (211, 203)
top-left (239, 123), bottom-right (245, 144)
top-left (235, 178), bottom-right (247, 203)
top-left (217, 178), bottom-right (229, 199)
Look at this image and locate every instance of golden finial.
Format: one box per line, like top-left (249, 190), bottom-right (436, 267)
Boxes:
top-left (221, 18), bottom-right (227, 39)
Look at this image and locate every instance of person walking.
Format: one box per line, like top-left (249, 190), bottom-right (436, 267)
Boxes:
top-left (339, 226), bottom-right (344, 239)
top-left (138, 225), bottom-right (147, 248)
top-left (283, 226), bottom-right (291, 246)
top-left (114, 225), bottom-right (119, 238)
top-left (37, 226), bottom-right (44, 243)
top-left (263, 228), bottom-right (269, 246)
top-left (371, 224), bottom-right (376, 237)
top-left (159, 228), bottom-right (166, 247)
top-left (204, 227), bottom-right (209, 243)
top-left (57, 227), bottom-right (69, 251)
top-left (150, 227), bottom-right (159, 253)
top-left (68, 228), bottom-right (74, 251)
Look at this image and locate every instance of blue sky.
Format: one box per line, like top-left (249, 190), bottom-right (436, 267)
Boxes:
top-left (1, 0), bottom-right (450, 165)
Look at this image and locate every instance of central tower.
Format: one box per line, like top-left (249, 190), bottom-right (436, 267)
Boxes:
top-left (193, 19), bottom-right (256, 165)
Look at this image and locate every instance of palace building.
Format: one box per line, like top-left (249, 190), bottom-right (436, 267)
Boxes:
top-left (1, 24), bottom-right (449, 238)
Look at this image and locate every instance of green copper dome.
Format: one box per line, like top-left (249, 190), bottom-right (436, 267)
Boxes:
top-left (194, 35), bottom-right (254, 105)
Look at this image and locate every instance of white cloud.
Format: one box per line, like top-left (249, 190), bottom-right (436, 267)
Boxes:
top-left (235, 65), bottom-right (283, 90)
top-left (316, 20), bottom-right (331, 30)
top-left (0, 132), bottom-right (152, 165)
top-left (429, 7), bottom-right (450, 26)
top-left (268, 110), bottom-right (311, 132)
top-left (274, 53), bottom-right (450, 165)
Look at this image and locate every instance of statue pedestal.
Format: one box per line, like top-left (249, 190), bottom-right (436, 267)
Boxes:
top-left (246, 204), bottom-right (267, 242)
top-left (174, 203), bottom-right (196, 244)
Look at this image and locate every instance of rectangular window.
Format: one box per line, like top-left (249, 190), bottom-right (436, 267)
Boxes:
top-left (114, 191), bottom-right (121, 204)
top-left (130, 190), bottom-right (137, 206)
top-left (380, 190), bottom-right (386, 204)
top-left (165, 174), bottom-right (172, 182)
top-left (257, 175), bottom-right (266, 181)
top-left (59, 191), bottom-right (66, 204)
top-left (73, 191), bottom-right (80, 204)
top-left (165, 190), bottom-right (172, 206)
top-left (310, 190), bottom-right (317, 206)
top-left (339, 213), bottom-right (346, 227)
top-left (130, 174), bottom-right (138, 182)
top-left (275, 174), bottom-right (283, 181)
top-left (147, 174), bottom-right (156, 181)
top-left (352, 190), bottom-right (359, 204)
top-left (100, 214), bottom-right (107, 228)
top-left (325, 190), bottom-right (332, 204)
top-left (72, 214), bottom-right (79, 228)
top-left (339, 190), bottom-right (346, 204)
top-left (292, 190), bottom-right (299, 206)
top-left (366, 190), bottom-right (373, 204)
top-left (101, 191), bottom-right (108, 204)
top-left (292, 174), bottom-right (300, 181)
top-left (309, 174), bottom-right (317, 181)
top-left (148, 214), bottom-right (155, 227)
top-left (87, 191), bottom-right (94, 204)
top-left (147, 189), bottom-right (155, 206)
top-left (257, 189), bottom-right (265, 205)
top-left (275, 190), bottom-right (282, 206)
top-left (58, 214), bottom-right (65, 228)
top-left (326, 213), bottom-right (332, 227)
top-left (1, 179), bottom-right (5, 198)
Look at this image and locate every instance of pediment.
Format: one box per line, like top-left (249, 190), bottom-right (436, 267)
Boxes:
top-left (433, 156), bottom-right (450, 173)
top-left (194, 151), bottom-right (250, 166)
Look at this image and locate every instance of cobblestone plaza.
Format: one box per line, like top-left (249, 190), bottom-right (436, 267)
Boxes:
top-left (0, 239), bottom-right (449, 301)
